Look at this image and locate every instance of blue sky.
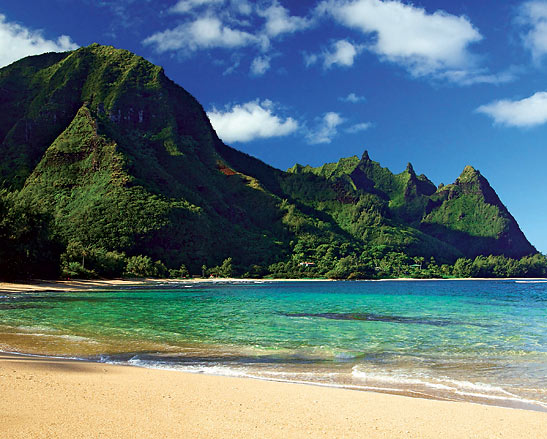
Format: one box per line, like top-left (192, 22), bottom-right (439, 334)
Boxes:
top-left (1, 0), bottom-right (546, 253)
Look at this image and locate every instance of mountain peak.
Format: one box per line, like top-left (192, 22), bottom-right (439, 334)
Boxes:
top-left (458, 165), bottom-right (480, 182)
top-left (0, 45), bottom-right (538, 277)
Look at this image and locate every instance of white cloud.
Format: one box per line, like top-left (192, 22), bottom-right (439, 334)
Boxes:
top-left (169, 0), bottom-right (253, 16)
top-left (440, 68), bottom-right (518, 86)
top-left (0, 14), bottom-right (78, 68)
top-left (518, 1), bottom-right (547, 61)
top-left (303, 52), bottom-right (318, 67)
top-left (143, 16), bottom-right (262, 52)
top-left (169, 0), bottom-right (225, 14)
top-left (476, 92), bottom-right (547, 127)
top-left (250, 55), bottom-right (271, 75)
top-left (222, 56), bottom-right (241, 75)
top-left (323, 39), bottom-right (360, 68)
top-left (307, 112), bottom-right (345, 144)
top-left (345, 122), bottom-right (371, 133)
top-left (339, 92), bottom-right (366, 103)
top-left (230, 0), bottom-right (253, 16)
top-left (207, 99), bottom-right (299, 142)
top-left (258, 1), bottom-right (312, 37)
top-left (318, 0), bottom-right (482, 76)
top-left (144, 1), bottom-right (316, 74)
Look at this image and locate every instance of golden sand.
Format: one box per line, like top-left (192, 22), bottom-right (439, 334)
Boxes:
top-left (0, 353), bottom-right (544, 439)
top-left (0, 277), bottom-right (331, 294)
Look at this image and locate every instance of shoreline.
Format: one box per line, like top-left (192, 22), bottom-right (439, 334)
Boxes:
top-left (2, 348), bottom-right (545, 414)
top-left (0, 277), bottom-right (331, 293)
top-left (1, 276), bottom-right (546, 293)
top-left (1, 352), bottom-right (545, 439)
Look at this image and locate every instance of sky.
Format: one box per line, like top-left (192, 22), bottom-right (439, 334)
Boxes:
top-left (1, 0), bottom-right (546, 253)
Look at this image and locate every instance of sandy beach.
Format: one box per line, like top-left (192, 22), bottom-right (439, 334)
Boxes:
top-left (0, 353), bottom-right (545, 439)
top-left (0, 277), bottom-right (332, 293)
top-left (1, 277), bottom-right (546, 294)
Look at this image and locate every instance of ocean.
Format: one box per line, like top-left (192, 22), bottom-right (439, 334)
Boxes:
top-left (1, 279), bottom-right (545, 411)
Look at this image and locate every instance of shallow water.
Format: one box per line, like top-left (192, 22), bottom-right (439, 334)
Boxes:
top-left (0, 280), bottom-right (545, 411)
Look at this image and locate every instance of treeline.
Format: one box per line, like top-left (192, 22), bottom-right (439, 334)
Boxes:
top-left (1, 189), bottom-right (546, 280)
top-left (265, 247), bottom-right (547, 280)
top-left (51, 242), bottom-right (547, 280)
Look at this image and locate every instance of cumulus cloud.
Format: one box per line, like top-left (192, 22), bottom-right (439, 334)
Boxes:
top-left (207, 99), bottom-right (299, 142)
top-left (518, 1), bottom-right (547, 61)
top-left (250, 55), bottom-right (271, 75)
top-left (306, 112), bottom-right (345, 144)
top-left (476, 92), bottom-right (547, 127)
top-left (345, 122), bottom-right (371, 133)
top-left (258, 1), bottom-right (312, 37)
top-left (145, 0), bottom-right (310, 65)
top-left (143, 16), bottom-right (263, 52)
top-left (0, 14), bottom-right (78, 68)
top-left (339, 92), bottom-right (366, 103)
top-left (323, 40), bottom-right (360, 68)
top-left (318, 0), bottom-right (482, 76)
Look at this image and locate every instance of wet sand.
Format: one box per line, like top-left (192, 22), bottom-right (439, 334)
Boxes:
top-left (0, 352), bottom-right (545, 439)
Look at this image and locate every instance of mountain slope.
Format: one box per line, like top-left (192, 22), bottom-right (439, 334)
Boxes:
top-left (288, 152), bottom-right (536, 259)
top-left (0, 44), bottom-right (537, 277)
top-left (421, 166), bottom-right (535, 258)
top-left (0, 45), bottom-right (352, 272)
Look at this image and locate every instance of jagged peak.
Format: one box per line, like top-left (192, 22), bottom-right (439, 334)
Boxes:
top-left (456, 165), bottom-right (483, 185)
top-left (406, 162), bottom-right (415, 175)
top-left (463, 165), bottom-right (477, 173)
top-left (361, 150), bottom-right (370, 162)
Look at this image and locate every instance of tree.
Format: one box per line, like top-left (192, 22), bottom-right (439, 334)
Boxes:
top-left (453, 258), bottom-right (475, 278)
top-left (0, 191), bottom-right (61, 279)
top-left (126, 255), bottom-right (166, 278)
top-left (219, 257), bottom-right (233, 278)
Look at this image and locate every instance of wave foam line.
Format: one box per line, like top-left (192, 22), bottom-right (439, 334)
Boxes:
top-left (351, 367), bottom-right (547, 409)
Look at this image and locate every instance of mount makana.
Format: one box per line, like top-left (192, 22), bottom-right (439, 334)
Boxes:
top-left (0, 44), bottom-right (540, 279)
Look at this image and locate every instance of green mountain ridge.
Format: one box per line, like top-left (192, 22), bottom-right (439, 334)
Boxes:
top-left (287, 151), bottom-right (535, 260)
top-left (0, 44), bottom-right (538, 278)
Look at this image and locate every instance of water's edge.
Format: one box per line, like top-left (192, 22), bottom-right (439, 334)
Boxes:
top-left (2, 348), bottom-right (545, 413)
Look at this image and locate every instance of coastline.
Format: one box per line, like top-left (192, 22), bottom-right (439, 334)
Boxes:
top-left (0, 277), bottom-right (332, 293)
top-left (1, 352), bottom-right (545, 439)
top-left (1, 276), bottom-right (546, 293)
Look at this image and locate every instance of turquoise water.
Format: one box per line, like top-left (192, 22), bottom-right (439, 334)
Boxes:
top-left (1, 280), bottom-right (546, 410)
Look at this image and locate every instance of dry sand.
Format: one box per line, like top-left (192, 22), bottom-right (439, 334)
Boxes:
top-left (0, 277), bottom-right (330, 293)
top-left (0, 353), bottom-right (545, 439)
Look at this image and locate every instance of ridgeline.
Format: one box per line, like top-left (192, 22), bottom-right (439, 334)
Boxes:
top-left (0, 44), bottom-right (543, 280)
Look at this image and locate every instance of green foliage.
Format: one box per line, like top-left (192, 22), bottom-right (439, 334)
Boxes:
top-left (209, 257), bottom-right (234, 278)
top-left (125, 255), bottom-right (167, 278)
top-left (169, 264), bottom-right (190, 278)
top-left (0, 44), bottom-right (539, 282)
top-left (453, 258), bottom-right (477, 278)
top-left (60, 241), bottom-right (127, 278)
top-left (0, 190), bottom-right (60, 279)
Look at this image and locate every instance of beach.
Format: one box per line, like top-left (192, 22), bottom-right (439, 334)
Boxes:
top-left (1, 279), bottom-right (546, 438)
top-left (2, 277), bottom-right (546, 295)
top-left (0, 277), bottom-right (331, 294)
top-left (0, 352), bottom-right (545, 439)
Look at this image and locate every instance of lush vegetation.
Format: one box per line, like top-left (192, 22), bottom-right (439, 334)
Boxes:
top-left (0, 44), bottom-right (542, 281)
top-left (1, 191), bottom-right (545, 280)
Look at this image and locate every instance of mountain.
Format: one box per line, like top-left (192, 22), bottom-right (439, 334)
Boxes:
top-left (287, 152), bottom-right (536, 260)
top-left (0, 44), bottom-right (537, 278)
